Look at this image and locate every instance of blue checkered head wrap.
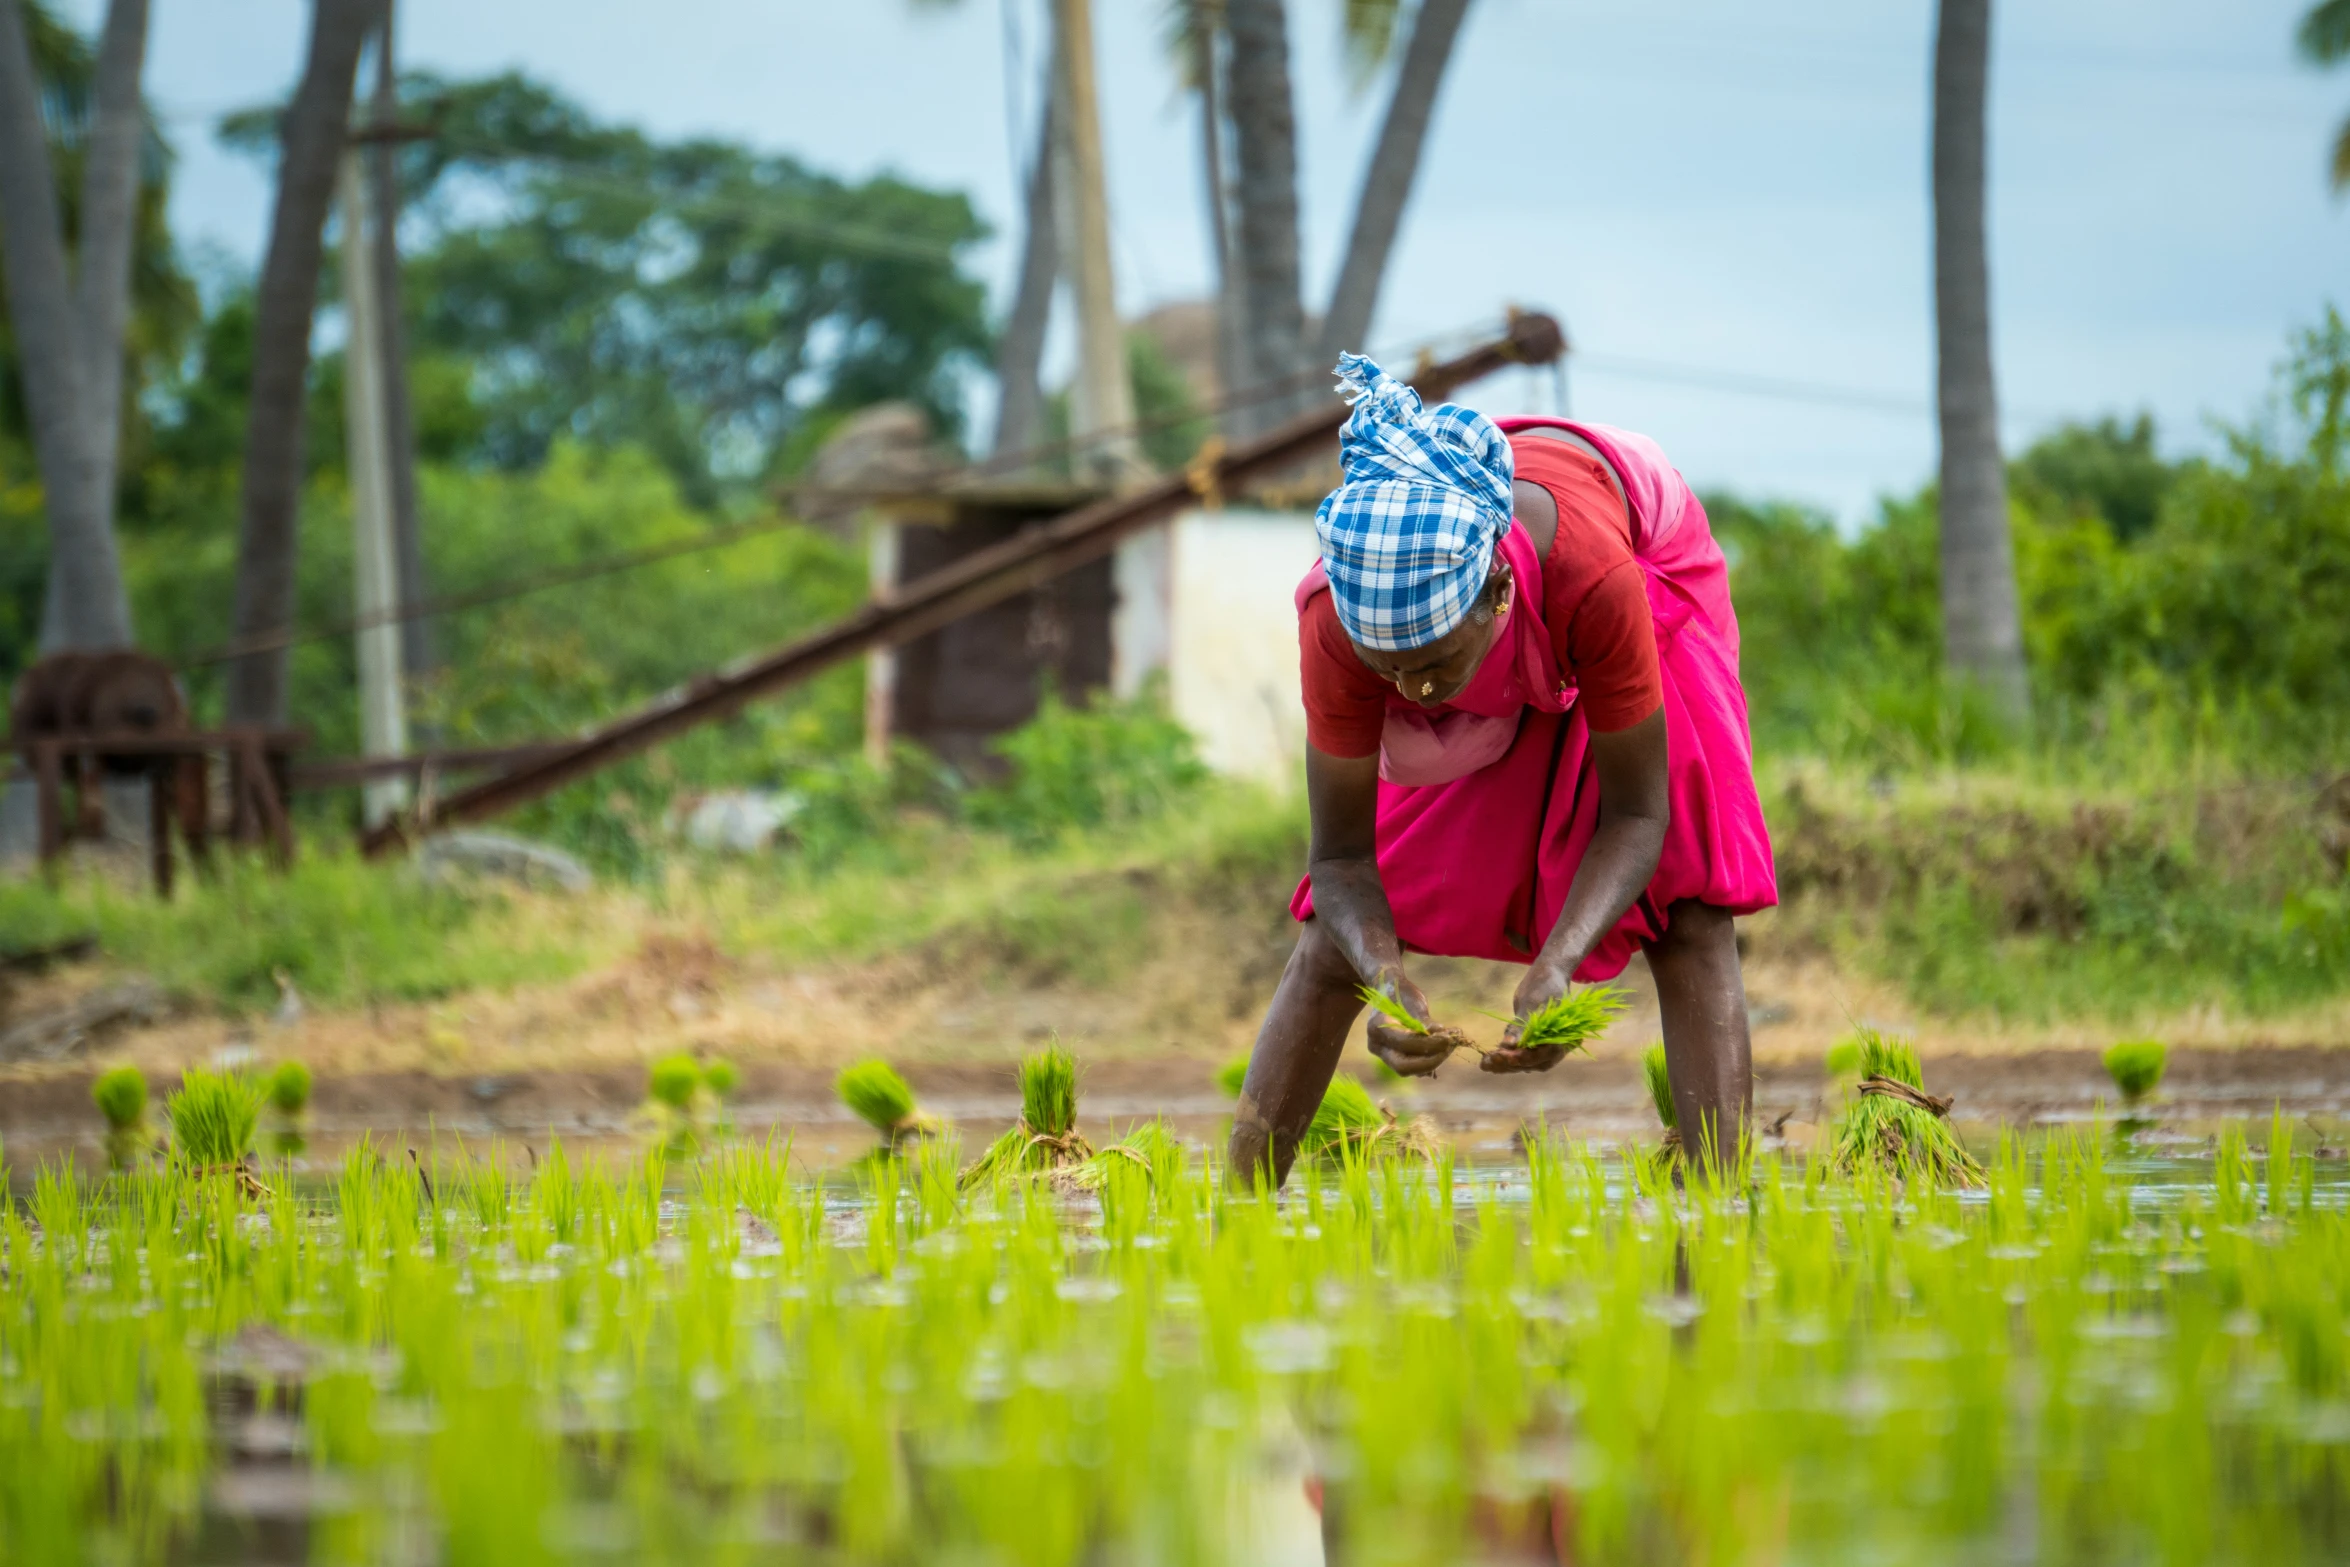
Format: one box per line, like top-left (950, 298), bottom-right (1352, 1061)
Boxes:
top-left (1312, 353), bottom-right (1515, 651)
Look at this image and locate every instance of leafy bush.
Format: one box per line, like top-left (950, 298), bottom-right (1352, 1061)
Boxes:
top-left (964, 689), bottom-right (1207, 847)
top-left (1719, 311), bottom-right (2350, 771)
top-left (0, 853), bottom-right (595, 1012)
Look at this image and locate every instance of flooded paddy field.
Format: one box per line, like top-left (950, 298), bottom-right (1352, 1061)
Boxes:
top-left (5, 1118), bottom-right (2350, 1565)
top-left (8, 1043), bottom-right (2350, 1178)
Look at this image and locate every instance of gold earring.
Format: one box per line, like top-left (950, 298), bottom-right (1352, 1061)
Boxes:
top-left (1420, 680), bottom-right (1434, 697)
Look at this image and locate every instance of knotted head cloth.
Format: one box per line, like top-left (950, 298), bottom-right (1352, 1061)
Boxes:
top-left (1311, 353), bottom-right (1515, 651)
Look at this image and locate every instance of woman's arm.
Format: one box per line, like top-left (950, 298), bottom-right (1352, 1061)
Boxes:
top-left (1486, 706), bottom-right (1670, 1072)
top-left (1306, 746), bottom-right (1458, 1075)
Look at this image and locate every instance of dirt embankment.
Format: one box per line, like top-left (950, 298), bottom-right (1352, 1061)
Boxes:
top-left (5, 772), bottom-right (2349, 1155)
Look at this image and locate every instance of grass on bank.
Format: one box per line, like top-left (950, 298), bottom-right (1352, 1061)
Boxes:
top-left (0, 751), bottom-right (2346, 1037)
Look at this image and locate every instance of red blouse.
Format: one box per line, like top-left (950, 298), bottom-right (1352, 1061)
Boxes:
top-left (1300, 432), bottom-right (1663, 756)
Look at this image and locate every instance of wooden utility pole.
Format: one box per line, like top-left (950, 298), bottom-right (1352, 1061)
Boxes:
top-left (337, 153), bottom-right (409, 827)
top-left (365, 1), bottom-right (432, 688)
top-left (1053, 0), bottom-right (1160, 692)
top-left (361, 314), bottom-right (1565, 859)
top-left (1052, 0), bottom-right (1142, 482)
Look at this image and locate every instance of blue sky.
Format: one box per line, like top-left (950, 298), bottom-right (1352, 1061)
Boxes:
top-left (107, 0), bottom-right (2350, 520)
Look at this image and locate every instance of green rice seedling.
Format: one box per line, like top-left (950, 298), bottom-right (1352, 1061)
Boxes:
top-left (1359, 981), bottom-right (1481, 1070)
top-left (1071, 1118), bottom-right (1186, 1190)
top-left (701, 1056), bottom-right (743, 1137)
top-left (1357, 983), bottom-right (1430, 1035)
top-left (1827, 1028), bottom-right (1983, 1187)
top-left (648, 1053), bottom-right (702, 1112)
top-left (1496, 985), bottom-right (1629, 1058)
top-left (166, 1067), bottom-right (266, 1195)
top-left (1640, 1042), bottom-right (1681, 1170)
top-left (1641, 1042), bottom-right (1677, 1131)
top-left (91, 1065), bottom-right (150, 1170)
top-left (961, 1043), bottom-right (1091, 1186)
top-left (1215, 1055), bottom-right (1249, 1097)
top-left (2103, 1038), bottom-right (2167, 1105)
top-left (836, 1058), bottom-right (926, 1136)
top-left (1822, 1034), bottom-right (1862, 1079)
top-left (264, 1059), bottom-right (312, 1157)
top-left (1299, 1072), bottom-right (1438, 1165)
top-left (266, 1058), bottom-right (311, 1116)
top-left (642, 1052), bottom-right (714, 1155)
top-left (702, 1056), bottom-right (742, 1101)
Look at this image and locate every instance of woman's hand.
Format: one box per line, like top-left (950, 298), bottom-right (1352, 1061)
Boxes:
top-left (1365, 968), bottom-right (1465, 1077)
top-left (1483, 957), bottom-right (1577, 1074)
top-left (1487, 710), bottom-right (1671, 1075)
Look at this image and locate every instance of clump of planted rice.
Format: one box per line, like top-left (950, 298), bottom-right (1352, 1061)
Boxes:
top-left (1828, 1028), bottom-right (1982, 1187)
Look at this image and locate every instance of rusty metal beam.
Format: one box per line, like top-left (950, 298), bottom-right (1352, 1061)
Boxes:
top-left (361, 313), bottom-right (1565, 857)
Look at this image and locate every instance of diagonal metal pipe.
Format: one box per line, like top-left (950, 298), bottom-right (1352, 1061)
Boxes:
top-left (360, 311), bottom-right (1565, 858)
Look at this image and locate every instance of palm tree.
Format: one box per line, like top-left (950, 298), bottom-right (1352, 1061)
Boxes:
top-left (2298, 0), bottom-right (2350, 185)
top-left (1201, 0), bottom-right (1476, 434)
top-left (1222, 0), bottom-right (1309, 437)
top-left (1931, 0), bottom-right (2028, 726)
top-left (990, 38), bottom-right (1060, 461)
top-left (225, 0), bottom-right (379, 728)
top-left (0, 0), bottom-right (153, 651)
top-left (1313, 0), bottom-right (1474, 366)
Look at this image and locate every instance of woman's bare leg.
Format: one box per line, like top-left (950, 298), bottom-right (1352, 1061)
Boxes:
top-left (1644, 899), bottom-right (1752, 1170)
top-left (1228, 918), bottom-right (1364, 1189)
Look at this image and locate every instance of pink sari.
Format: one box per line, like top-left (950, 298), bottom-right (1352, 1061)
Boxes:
top-left (1288, 420), bottom-right (1779, 979)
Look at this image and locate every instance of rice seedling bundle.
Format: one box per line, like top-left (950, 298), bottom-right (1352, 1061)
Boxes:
top-left (1827, 1028), bottom-right (1984, 1187)
top-left (2103, 1038), bottom-right (2167, 1105)
top-left (92, 1066), bottom-right (149, 1171)
top-left (1511, 985), bottom-right (1629, 1056)
top-left (2, 1116), bottom-right (2349, 1560)
top-left (647, 1053), bottom-right (702, 1112)
top-left (1070, 1118), bottom-right (1186, 1189)
top-left (164, 1068), bottom-right (268, 1196)
top-left (835, 1057), bottom-right (940, 1149)
top-left (1357, 983), bottom-right (1475, 1065)
top-left (702, 1057), bottom-right (742, 1101)
top-left (1299, 1072), bottom-right (1439, 1164)
top-left (265, 1060), bottom-right (311, 1116)
top-left (961, 1043), bottom-right (1092, 1186)
top-left (1638, 1042), bottom-right (1683, 1170)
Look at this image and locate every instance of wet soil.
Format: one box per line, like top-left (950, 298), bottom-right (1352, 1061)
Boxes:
top-left (7, 1045), bottom-right (2348, 1177)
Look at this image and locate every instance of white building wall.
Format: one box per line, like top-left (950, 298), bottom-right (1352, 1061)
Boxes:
top-left (1162, 507), bottom-right (1317, 790)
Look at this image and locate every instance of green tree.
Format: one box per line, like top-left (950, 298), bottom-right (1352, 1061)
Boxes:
top-left (266, 71), bottom-right (994, 504)
top-left (0, 0), bottom-right (189, 654)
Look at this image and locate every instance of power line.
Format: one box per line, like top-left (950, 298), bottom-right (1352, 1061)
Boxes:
top-left (171, 319), bottom-right (2094, 673)
top-left (173, 315), bottom-right (1510, 673)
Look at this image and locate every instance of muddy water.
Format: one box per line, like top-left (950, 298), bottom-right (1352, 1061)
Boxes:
top-left (7, 1045), bottom-right (2349, 1184)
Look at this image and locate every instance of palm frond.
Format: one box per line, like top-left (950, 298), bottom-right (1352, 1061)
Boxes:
top-left (2300, 0), bottom-right (2350, 63)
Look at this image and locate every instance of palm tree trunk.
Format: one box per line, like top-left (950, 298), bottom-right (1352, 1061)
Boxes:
top-left (1224, 0), bottom-right (1308, 438)
top-left (225, 0), bottom-right (379, 727)
top-left (0, 0), bottom-right (141, 652)
top-left (991, 33), bottom-right (1060, 463)
top-left (1315, 0), bottom-right (1471, 366)
top-left (365, 1), bottom-right (432, 684)
top-left (1932, 0), bottom-right (2028, 725)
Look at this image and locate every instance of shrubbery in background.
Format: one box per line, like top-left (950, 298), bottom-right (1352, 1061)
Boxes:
top-left (1720, 309), bottom-right (2350, 773)
top-left (964, 688), bottom-right (1208, 847)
